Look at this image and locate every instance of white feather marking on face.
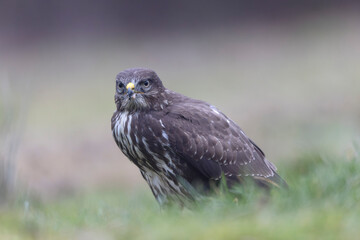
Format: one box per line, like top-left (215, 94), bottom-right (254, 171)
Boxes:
top-left (159, 119), bottom-right (165, 128)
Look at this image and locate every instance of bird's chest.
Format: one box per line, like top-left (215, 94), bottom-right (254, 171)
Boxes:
top-left (113, 112), bottom-right (171, 170)
top-left (112, 111), bottom-right (199, 205)
top-left (113, 112), bottom-right (141, 162)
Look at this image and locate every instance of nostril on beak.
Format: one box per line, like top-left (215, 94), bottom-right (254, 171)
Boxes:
top-left (126, 82), bottom-right (135, 91)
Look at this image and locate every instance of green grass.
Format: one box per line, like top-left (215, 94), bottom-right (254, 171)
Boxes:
top-left (1, 149), bottom-right (360, 240)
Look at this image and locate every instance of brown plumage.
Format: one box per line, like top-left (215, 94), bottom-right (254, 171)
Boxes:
top-left (111, 68), bottom-right (287, 205)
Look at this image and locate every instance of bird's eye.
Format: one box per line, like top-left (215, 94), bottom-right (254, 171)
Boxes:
top-left (141, 79), bottom-right (151, 88)
top-left (117, 82), bottom-right (125, 93)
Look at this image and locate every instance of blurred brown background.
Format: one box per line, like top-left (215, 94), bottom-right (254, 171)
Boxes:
top-left (1, 1), bottom-right (359, 200)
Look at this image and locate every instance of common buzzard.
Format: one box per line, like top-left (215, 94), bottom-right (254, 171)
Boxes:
top-left (111, 68), bottom-right (287, 205)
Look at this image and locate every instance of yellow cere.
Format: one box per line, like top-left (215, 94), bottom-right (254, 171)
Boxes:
top-left (126, 82), bottom-right (135, 90)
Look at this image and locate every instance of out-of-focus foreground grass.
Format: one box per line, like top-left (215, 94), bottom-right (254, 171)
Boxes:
top-left (1, 148), bottom-right (360, 240)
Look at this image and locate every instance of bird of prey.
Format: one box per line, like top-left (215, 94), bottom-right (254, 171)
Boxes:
top-left (111, 68), bottom-right (287, 206)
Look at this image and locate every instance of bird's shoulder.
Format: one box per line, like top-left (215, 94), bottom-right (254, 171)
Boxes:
top-left (163, 91), bottom-right (227, 125)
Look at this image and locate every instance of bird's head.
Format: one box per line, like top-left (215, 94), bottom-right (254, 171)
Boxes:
top-left (114, 68), bottom-right (166, 112)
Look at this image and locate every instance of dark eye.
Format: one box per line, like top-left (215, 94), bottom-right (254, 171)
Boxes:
top-left (141, 79), bottom-right (151, 88)
top-left (117, 82), bottom-right (125, 93)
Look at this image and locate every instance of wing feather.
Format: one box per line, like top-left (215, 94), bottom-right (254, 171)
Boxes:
top-left (162, 99), bottom-right (279, 184)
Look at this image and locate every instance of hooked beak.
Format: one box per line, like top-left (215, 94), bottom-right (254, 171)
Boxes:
top-left (126, 82), bottom-right (135, 99)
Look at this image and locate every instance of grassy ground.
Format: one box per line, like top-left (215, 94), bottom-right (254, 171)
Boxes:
top-left (1, 147), bottom-right (359, 240)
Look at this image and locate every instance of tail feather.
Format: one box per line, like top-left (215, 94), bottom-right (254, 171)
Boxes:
top-left (254, 172), bottom-right (288, 189)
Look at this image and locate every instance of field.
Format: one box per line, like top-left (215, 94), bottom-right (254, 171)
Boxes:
top-left (1, 12), bottom-right (360, 240)
top-left (1, 150), bottom-right (360, 239)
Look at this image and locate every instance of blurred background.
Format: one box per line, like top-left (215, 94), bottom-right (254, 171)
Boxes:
top-left (1, 0), bottom-right (360, 202)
